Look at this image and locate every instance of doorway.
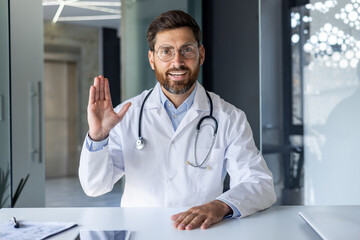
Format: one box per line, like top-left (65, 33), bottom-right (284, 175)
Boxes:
top-left (44, 57), bottom-right (79, 178)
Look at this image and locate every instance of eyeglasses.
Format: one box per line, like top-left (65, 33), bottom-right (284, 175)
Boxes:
top-left (154, 43), bottom-right (199, 62)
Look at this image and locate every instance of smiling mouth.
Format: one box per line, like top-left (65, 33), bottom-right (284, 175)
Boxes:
top-left (168, 71), bottom-right (188, 77)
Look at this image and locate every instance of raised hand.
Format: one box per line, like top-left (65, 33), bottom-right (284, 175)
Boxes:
top-left (87, 75), bottom-right (131, 141)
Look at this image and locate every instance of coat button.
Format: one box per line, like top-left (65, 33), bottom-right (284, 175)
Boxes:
top-left (171, 140), bottom-right (175, 144)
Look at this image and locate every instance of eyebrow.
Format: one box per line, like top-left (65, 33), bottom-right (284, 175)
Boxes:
top-left (159, 42), bottom-right (197, 49)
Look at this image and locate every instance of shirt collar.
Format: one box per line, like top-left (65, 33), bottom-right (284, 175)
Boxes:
top-left (159, 82), bottom-right (197, 111)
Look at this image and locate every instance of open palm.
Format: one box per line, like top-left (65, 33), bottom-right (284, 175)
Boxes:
top-left (87, 75), bottom-right (131, 141)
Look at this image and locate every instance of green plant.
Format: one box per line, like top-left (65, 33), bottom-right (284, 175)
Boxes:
top-left (0, 167), bottom-right (10, 208)
top-left (0, 166), bottom-right (30, 208)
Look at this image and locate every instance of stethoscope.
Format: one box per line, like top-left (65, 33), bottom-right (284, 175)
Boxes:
top-left (135, 88), bottom-right (218, 169)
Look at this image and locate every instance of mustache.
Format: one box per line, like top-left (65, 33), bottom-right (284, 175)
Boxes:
top-left (166, 66), bottom-right (190, 74)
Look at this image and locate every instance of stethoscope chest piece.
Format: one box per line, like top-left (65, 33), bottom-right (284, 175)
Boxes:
top-left (135, 137), bottom-right (146, 150)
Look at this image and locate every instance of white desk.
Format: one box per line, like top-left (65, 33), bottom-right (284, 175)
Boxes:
top-left (0, 206), bottom-right (344, 239)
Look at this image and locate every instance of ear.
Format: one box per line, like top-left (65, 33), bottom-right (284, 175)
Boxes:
top-left (148, 50), bottom-right (155, 70)
top-left (199, 45), bottom-right (205, 65)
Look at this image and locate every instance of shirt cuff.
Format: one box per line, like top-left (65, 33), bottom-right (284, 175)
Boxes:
top-left (216, 197), bottom-right (241, 219)
top-left (86, 133), bottom-right (109, 152)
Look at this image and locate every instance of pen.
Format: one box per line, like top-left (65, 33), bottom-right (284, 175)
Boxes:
top-left (11, 217), bottom-right (20, 228)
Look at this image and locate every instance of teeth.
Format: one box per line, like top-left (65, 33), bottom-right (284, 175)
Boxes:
top-left (169, 72), bottom-right (186, 75)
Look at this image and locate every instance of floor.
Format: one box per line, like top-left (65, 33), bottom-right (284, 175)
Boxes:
top-left (45, 177), bottom-right (124, 207)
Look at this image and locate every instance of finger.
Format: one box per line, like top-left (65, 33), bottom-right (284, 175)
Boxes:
top-left (99, 76), bottom-right (105, 100)
top-left (94, 76), bottom-right (100, 100)
top-left (186, 215), bottom-right (207, 230)
top-left (201, 217), bottom-right (216, 230)
top-left (173, 212), bottom-right (189, 229)
top-left (88, 85), bottom-right (95, 105)
top-left (177, 213), bottom-right (197, 230)
top-left (104, 77), bottom-right (112, 101)
top-left (171, 212), bottom-right (183, 221)
top-left (117, 102), bottom-right (132, 121)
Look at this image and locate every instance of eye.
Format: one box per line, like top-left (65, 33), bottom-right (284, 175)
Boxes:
top-left (159, 48), bottom-right (172, 55)
top-left (183, 47), bottom-right (192, 53)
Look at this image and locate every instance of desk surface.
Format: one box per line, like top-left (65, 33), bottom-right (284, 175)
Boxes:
top-left (0, 206), bottom-right (353, 240)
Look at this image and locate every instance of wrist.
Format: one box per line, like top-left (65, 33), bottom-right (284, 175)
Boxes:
top-left (88, 131), bottom-right (108, 142)
top-left (214, 200), bottom-right (232, 217)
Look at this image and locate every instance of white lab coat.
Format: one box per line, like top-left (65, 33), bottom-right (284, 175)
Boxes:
top-left (79, 82), bottom-right (276, 218)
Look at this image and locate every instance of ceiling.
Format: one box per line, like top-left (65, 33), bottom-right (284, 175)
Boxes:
top-left (42, 0), bottom-right (121, 29)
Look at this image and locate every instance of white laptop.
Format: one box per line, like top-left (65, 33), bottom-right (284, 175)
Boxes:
top-left (299, 206), bottom-right (360, 240)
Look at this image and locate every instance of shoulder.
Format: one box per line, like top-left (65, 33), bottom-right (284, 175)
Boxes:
top-left (208, 91), bottom-right (246, 120)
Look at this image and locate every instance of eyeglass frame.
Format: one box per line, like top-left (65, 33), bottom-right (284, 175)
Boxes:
top-left (152, 42), bottom-right (200, 62)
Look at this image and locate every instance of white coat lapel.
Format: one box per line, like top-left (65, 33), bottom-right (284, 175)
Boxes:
top-left (143, 83), bottom-right (174, 135)
top-left (173, 83), bottom-right (209, 138)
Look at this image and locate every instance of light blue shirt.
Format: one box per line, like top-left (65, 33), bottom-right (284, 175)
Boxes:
top-left (159, 84), bottom-right (197, 131)
top-left (85, 83), bottom-right (241, 218)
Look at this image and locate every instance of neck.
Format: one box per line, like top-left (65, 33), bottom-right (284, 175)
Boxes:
top-left (161, 83), bottom-right (196, 108)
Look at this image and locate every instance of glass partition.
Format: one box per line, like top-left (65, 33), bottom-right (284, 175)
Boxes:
top-left (0, 0), bottom-right (12, 208)
top-left (291, 0), bottom-right (360, 204)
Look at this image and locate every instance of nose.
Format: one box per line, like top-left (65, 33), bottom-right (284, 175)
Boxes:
top-left (171, 50), bottom-right (185, 68)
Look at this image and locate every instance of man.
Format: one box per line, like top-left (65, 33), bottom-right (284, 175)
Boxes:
top-left (79, 10), bottom-right (276, 230)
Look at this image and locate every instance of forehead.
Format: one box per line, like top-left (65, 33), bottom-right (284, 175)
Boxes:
top-left (154, 27), bottom-right (196, 49)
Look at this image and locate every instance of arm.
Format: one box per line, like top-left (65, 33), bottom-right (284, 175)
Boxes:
top-left (171, 111), bottom-right (276, 230)
top-left (217, 117), bottom-right (276, 218)
top-left (79, 75), bottom-right (131, 196)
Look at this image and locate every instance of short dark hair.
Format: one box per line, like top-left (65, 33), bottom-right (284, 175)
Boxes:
top-left (147, 10), bottom-right (201, 51)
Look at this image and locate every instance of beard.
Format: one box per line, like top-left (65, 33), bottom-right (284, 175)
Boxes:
top-left (154, 60), bottom-right (201, 95)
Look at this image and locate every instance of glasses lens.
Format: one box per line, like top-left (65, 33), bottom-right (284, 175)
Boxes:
top-left (156, 43), bottom-right (199, 62)
top-left (157, 46), bottom-right (174, 61)
top-left (181, 44), bottom-right (198, 58)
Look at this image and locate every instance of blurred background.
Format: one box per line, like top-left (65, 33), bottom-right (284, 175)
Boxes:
top-left (1, 0), bottom-right (359, 208)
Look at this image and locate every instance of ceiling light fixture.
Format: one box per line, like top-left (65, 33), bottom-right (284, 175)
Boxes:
top-left (43, 0), bottom-right (121, 23)
top-left (52, 1), bottom-right (65, 23)
top-left (58, 15), bottom-right (121, 21)
top-left (67, 4), bottom-right (120, 14)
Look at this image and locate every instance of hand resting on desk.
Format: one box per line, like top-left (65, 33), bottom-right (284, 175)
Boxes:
top-left (171, 200), bottom-right (232, 230)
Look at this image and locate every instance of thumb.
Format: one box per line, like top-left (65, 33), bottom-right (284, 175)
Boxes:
top-left (117, 102), bottom-right (132, 121)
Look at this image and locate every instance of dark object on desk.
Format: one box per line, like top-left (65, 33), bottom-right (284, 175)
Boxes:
top-left (11, 217), bottom-right (19, 228)
top-left (77, 230), bottom-right (131, 240)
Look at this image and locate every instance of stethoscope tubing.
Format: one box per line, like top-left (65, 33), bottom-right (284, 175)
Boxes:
top-left (135, 87), bottom-right (218, 169)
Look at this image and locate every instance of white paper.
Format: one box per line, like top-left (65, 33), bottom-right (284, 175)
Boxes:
top-left (0, 220), bottom-right (77, 240)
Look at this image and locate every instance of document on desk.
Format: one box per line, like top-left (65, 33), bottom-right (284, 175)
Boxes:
top-left (0, 220), bottom-right (77, 240)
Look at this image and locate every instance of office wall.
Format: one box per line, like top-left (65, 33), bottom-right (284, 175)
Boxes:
top-left (202, 0), bottom-right (283, 201)
top-left (202, 0), bottom-right (261, 147)
top-left (260, 0), bottom-right (283, 203)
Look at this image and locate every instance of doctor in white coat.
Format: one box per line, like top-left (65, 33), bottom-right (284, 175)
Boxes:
top-left (79, 10), bottom-right (276, 230)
